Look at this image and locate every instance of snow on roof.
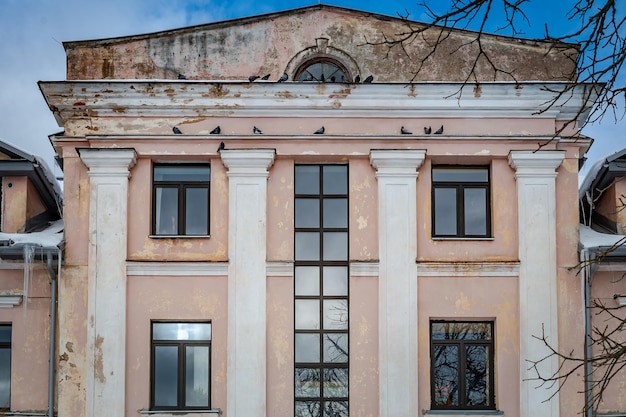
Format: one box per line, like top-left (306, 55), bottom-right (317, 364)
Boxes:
top-left (580, 223), bottom-right (626, 251)
top-left (0, 220), bottom-right (63, 249)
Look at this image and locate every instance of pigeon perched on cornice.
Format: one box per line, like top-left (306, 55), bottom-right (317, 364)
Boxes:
top-left (401, 126), bottom-right (412, 135)
top-left (172, 126), bottom-right (182, 134)
top-left (434, 125), bottom-right (444, 134)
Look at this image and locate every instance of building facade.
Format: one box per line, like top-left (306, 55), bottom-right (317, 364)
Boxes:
top-left (39, 6), bottom-right (598, 417)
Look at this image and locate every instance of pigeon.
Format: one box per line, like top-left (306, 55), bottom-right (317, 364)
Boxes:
top-left (217, 141), bottom-right (225, 152)
top-left (210, 126), bottom-right (221, 135)
top-left (177, 74), bottom-right (187, 80)
top-left (261, 74), bottom-right (271, 80)
top-left (330, 76), bottom-right (336, 82)
top-left (248, 75), bottom-right (260, 82)
top-left (354, 75), bottom-right (361, 83)
top-left (278, 73), bottom-right (288, 82)
top-left (401, 126), bottom-right (412, 135)
top-left (363, 75), bottom-right (374, 83)
top-left (314, 126), bottom-right (325, 134)
top-left (424, 126), bottom-right (432, 134)
top-left (253, 126), bottom-right (263, 134)
top-left (172, 126), bottom-right (182, 134)
top-left (434, 125), bottom-right (444, 134)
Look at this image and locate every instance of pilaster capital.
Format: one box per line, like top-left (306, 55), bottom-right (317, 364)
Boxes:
top-left (78, 148), bottom-right (137, 178)
top-left (220, 149), bottom-right (275, 177)
top-left (370, 149), bottom-right (426, 177)
top-left (508, 150), bottom-right (565, 179)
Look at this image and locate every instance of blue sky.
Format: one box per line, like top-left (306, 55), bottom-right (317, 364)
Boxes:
top-left (0, 0), bottom-right (623, 180)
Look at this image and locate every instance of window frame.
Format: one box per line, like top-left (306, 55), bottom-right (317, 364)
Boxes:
top-left (431, 166), bottom-right (491, 238)
top-left (151, 163), bottom-right (210, 237)
top-left (0, 324), bottom-right (10, 410)
top-left (294, 57), bottom-right (352, 83)
top-left (429, 320), bottom-right (495, 411)
top-left (150, 321), bottom-right (212, 411)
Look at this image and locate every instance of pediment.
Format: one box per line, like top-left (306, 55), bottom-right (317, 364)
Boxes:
top-left (65, 5), bottom-right (577, 83)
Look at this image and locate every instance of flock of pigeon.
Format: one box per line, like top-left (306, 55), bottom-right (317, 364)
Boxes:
top-left (172, 72), bottom-right (443, 138)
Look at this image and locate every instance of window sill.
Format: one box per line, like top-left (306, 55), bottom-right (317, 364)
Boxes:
top-left (149, 235), bottom-right (211, 239)
top-left (138, 409), bottom-right (222, 416)
top-left (431, 237), bottom-right (494, 241)
top-left (423, 410), bottom-right (503, 416)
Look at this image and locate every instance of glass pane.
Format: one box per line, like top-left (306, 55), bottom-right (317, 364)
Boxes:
top-left (295, 267), bottom-right (320, 296)
top-left (296, 334), bottom-right (320, 362)
top-left (431, 322), bottom-right (491, 340)
top-left (156, 187), bottom-right (179, 235)
top-left (323, 300), bottom-right (348, 330)
top-left (324, 334), bottom-right (348, 363)
top-left (0, 326), bottom-right (11, 343)
top-left (153, 322), bottom-right (212, 341)
top-left (296, 199), bottom-right (320, 228)
top-left (295, 368), bottom-right (320, 397)
top-left (0, 348), bottom-right (10, 408)
top-left (323, 166), bottom-right (347, 195)
top-left (433, 345), bottom-right (459, 407)
top-left (296, 401), bottom-right (321, 417)
top-left (323, 232), bottom-right (347, 261)
top-left (185, 346), bottom-right (210, 407)
top-left (432, 168), bottom-right (488, 183)
top-left (295, 300), bottom-right (320, 330)
top-left (465, 345), bottom-right (490, 406)
top-left (434, 188), bottom-right (457, 236)
top-left (296, 166), bottom-right (320, 195)
top-left (464, 188), bottom-right (487, 236)
top-left (296, 233), bottom-right (320, 261)
top-left (323, 199), bottom-right (347, 228)
top-left (154, 165), bottom-right (210, 182)
top-left (154, 345), bottom-right (178, 407)
top-left (323, 368), bottom-right (348, 398)
top-left (324, 401), bottom-right (348, 417)
top-left (323, 267), bottom-right (348, 296)
top-left (185, 188), bottom-right (209, 235)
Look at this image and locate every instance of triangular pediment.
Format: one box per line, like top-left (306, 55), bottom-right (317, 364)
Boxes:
top-left (64, 5), bottom-right (578, 83)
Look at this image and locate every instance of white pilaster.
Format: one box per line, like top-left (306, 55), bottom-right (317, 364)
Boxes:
top-left (221, 149), bottom-right (275, 417)
top-left (509, 150), bottom-right (565, 417)
top-left (370, 149), bottom-right (426, 417)
top-left (79, 148), bottom-right (136, 417)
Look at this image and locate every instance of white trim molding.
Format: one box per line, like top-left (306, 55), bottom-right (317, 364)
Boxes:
top-left (0, 292), bottom-right (23, 308)
top-left (126, 262), bottom-right (228, 276)
top-left (416, 262), bottom-right (520, 277)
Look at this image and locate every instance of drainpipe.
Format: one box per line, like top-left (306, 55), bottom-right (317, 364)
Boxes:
top-left (46, 249), bottom-right (60, 417)
top-left (581, 248), bottom-right (593, 417)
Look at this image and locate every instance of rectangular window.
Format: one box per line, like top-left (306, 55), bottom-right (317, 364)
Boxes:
top-left (0, 325), bottom-right (10, 409)
top-left (151, 322), bottom-right (211, 410)
top-left (152, 164), bottom-right (210, 236)
top-left (432, 167), bottom-right (490, 238)
top-left (295, 165), bottom-right (349, 417)
top-left (430, 321), bottom-right (495, 410)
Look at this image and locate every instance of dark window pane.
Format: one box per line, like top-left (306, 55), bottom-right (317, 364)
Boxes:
top-left (433, 168), bottom-right (488, 182)
top-left (323, 368), bottom-right (348, 398)
top-left (153, 323), bottom-right (212, 341)
top-left (185, 188), bottom-right (209, 235)
top-left (155, 166), bottom-right (210, 182)
top-left (295, 401), bottom-right (321, 417)
top-left (464, 188), bottom-right (487, 236)
top-left (295, 300), bottom-right (320, 330)
top-left (156, 187), bottom-right (179, 235)
top-left (323, 232), bottom-right (347, 261)
top-left (323, 199), bottom-right (347, 228)
top-left (185, 346), bottom-right (210, 407)
top-left (433, 345), bottom-right (459, 406)
top-left (465, 345), bottom-right (490, 406)
top-left (323, 267), bottom-right (347, 296)
top-left (323, 300), bottom-right (348, 330)
top-left (295, 267), bottom-right (320, 296)
top-left (325, 401), bottom-right (349, 417)
top-left (323, 166), bottom-right (347, 195)
top-left (296, 166), bottom-right (320, 195)
top-left (296, 232), bottom-right (320, 261)
top-left (0, 327), bottom-right (10, 343)
top-left (0, 348), bottom-right (9, 408)
top-left (432, 322), bottom-right (491, 341)
top-left (296, 199), bottom-right (320, 228)
top-left (434, 188), bottom-right (457, 236)
top-left (154, 346), bottom-right (179, 407)
top-left (296, 334), bottom-right (320, 362)
top-left (324, 334), bottom-right (348, 363)
top-left (295, 368), bottom-right (320, 397)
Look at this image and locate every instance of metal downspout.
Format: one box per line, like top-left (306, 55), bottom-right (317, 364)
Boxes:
top-left (582, 248), bottom-right (593, 417)
top-left (46, 249), bottom-right (59, 417)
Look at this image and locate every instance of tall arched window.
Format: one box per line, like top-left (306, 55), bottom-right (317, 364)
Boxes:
top-left (295, 58), bottom-right (351, 83)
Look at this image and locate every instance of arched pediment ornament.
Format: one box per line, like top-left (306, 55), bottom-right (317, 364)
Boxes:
top-left (285, 37), bottom-right (361, 83)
